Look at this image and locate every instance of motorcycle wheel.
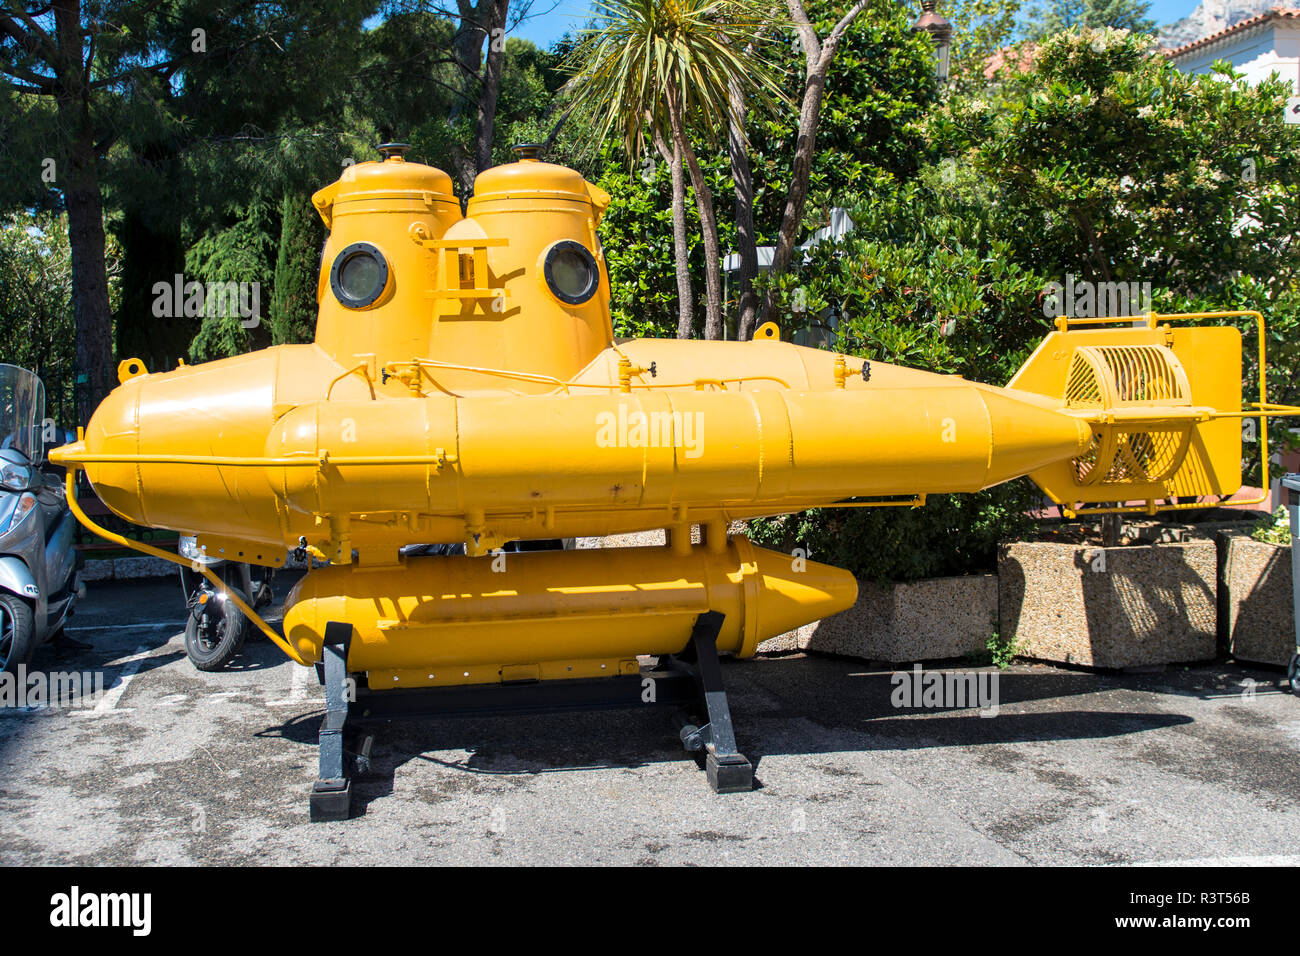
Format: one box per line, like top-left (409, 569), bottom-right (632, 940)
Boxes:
top-left (0, 593), bottom-right (34, 675)
top-left (185, 586), bottom-right (250, 672)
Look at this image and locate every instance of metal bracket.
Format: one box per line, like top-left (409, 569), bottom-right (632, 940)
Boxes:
top-left (304, 611), bottom-right (753, 819)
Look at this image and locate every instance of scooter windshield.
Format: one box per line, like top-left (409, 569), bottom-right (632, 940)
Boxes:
top-left (0, 364), bottom-right (45, 464)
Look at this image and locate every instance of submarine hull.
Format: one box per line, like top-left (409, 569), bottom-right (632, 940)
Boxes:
top-left (71, 341), bottom-right (1093, 559)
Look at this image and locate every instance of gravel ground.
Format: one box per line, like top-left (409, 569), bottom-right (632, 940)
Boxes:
top-left (1, 574), bottom-right (1298, 866)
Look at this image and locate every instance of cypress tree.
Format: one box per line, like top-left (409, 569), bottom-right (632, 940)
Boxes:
top-left (269, 192), bottom-right (324, 346)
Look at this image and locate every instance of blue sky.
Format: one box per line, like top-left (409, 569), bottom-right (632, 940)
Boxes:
top-left (1145, 0), bottom-right (1202, 24)
top-left (510, 0), bottom-right (1207, 51)
top-left (512, 2), bottom-right (595, 47)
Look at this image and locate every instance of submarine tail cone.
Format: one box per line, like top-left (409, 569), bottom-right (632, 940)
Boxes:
top-left (978, 388), bottom-right (1096, 488)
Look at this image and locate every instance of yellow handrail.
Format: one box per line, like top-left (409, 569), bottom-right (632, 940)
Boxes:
top-left (63, 468), bottom-right (309, 666)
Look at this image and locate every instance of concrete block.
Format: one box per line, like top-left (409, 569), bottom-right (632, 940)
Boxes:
top-left (1220, 532), bottom-right (1294, 666)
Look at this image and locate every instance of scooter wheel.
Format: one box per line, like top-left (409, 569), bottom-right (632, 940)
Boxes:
top-left (185, 587), bottom-right (250, 672)
top-left (0, 593), bottom-right (34, 675)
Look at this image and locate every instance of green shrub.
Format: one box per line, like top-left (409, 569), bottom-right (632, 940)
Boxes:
top-left (1250, 507), bottom-right (1292, 545)
top-left (986, 628), bottom-right (1021, 670)
top-left (747, 482), bottom-right (1039, 584)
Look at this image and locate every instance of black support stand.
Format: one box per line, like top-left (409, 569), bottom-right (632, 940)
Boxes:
top-left (658, 611), bottom-right (754, 793)
top-left (308, 621), bottom-right (352, 822)
top-left (305, 610), bottom-right (754, 821)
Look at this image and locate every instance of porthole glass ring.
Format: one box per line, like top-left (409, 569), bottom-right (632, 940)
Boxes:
top-left (543, 240), bottom-right (599, 305)
top-left (330, 242), bottom-right (390, 309)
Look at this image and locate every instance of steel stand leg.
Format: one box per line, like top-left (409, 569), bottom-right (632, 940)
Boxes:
top-left (309, 621), bottom-right (352, 822)
top-left (674, 611), bottom-right (754, 794)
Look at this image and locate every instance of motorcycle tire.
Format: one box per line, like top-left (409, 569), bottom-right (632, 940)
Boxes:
top-left (0, 593), bottom-right (34, 675)
top-left (185, 586), bottom-right (250, 672)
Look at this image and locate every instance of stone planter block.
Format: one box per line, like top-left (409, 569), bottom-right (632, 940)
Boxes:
top-left (758, 574), bottom-right (998, 663)
top-left (999, 540), bottom-right (1216, 668)
top-left (1220, 533), bottom-right (1294, 666)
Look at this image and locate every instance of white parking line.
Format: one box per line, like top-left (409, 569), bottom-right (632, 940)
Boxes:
top-left (267, 658), bottom-right (318, 706)
top-left (91, 644), bottom-right (153, 714)
top-left (65, 622), bottom-right (179, 632)
top-left (1132, 854), bottom-right (1300, 867)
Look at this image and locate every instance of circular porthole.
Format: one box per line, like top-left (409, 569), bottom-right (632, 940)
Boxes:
top-left (542, 240), bottom-right (599, 305)
top-left (330, 242), bottom-right (390, 309)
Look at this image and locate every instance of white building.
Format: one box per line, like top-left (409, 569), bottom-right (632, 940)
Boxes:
top-left (1166, 6), bottom-right (1300, 87)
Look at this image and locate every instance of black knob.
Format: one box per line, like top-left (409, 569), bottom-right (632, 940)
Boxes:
top-left (377, 142), bottom-right (411, 161)
top-left (512, 143), bottom-right (544, 161)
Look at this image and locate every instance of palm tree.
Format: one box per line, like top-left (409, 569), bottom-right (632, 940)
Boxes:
top-left (565, 0), bottom-right (787, 339)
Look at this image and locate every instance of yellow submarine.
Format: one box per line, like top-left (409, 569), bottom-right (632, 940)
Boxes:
top-left (52, 143), bottom-right (1295, 815)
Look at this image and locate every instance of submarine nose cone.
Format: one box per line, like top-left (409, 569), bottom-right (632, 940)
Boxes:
top-left (744, 541), bottom-right (859, 645)
top-left (65, 378), bottom-right (149, 525)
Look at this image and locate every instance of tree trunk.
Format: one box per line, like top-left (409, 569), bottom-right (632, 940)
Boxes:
top-left (758, 58), bottom-right (833, 326)
top-left (668, 98), bottom-right (724, 340)
top-left (450, 0), bottom-right (507, 194)
top-left (728, 77), bottom-right (760, 340)
top-left (53, 0), bottom-right (114, 422)
top-left (472, 0), bottom-right (510, 175)
top-left (451, 0), bottom-right (488, 125)
top-left (655, 131), bottom-right (694, 339)
top-left (758, 0), bottom-right (868, 325)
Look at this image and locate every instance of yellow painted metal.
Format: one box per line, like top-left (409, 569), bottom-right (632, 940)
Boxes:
top-left (49, 152), bottom-right (1300, 682)
top-left (56, 372), bottom-right (1094, 559)
top-left (282, 538), bottom-right (857, 686)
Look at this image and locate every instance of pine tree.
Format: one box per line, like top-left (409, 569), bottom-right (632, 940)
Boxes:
top-left (1025, 0), bottom-right (1156, 39)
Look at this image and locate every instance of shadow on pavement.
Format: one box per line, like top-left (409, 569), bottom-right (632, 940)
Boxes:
top-left (250, 654), bottom-right (1202, 816)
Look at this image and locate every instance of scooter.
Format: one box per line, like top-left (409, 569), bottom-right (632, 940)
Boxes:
top-left (178, 534), bottom-right (275, 671)
top-left (0, 364), bottom-right (79, 674)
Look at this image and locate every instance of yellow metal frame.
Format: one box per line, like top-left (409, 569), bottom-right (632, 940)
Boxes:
top-left (1054, 310), bottom-right (1300, 517)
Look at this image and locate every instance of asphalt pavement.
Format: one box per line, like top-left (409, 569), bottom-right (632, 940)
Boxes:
top-left (1, 573), bottom-right (1297, 866)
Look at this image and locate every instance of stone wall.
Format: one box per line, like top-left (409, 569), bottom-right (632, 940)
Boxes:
top-left (757, 574), bottom-right (998, 663)
top-left (78, 555), bottom-right (178, 582)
